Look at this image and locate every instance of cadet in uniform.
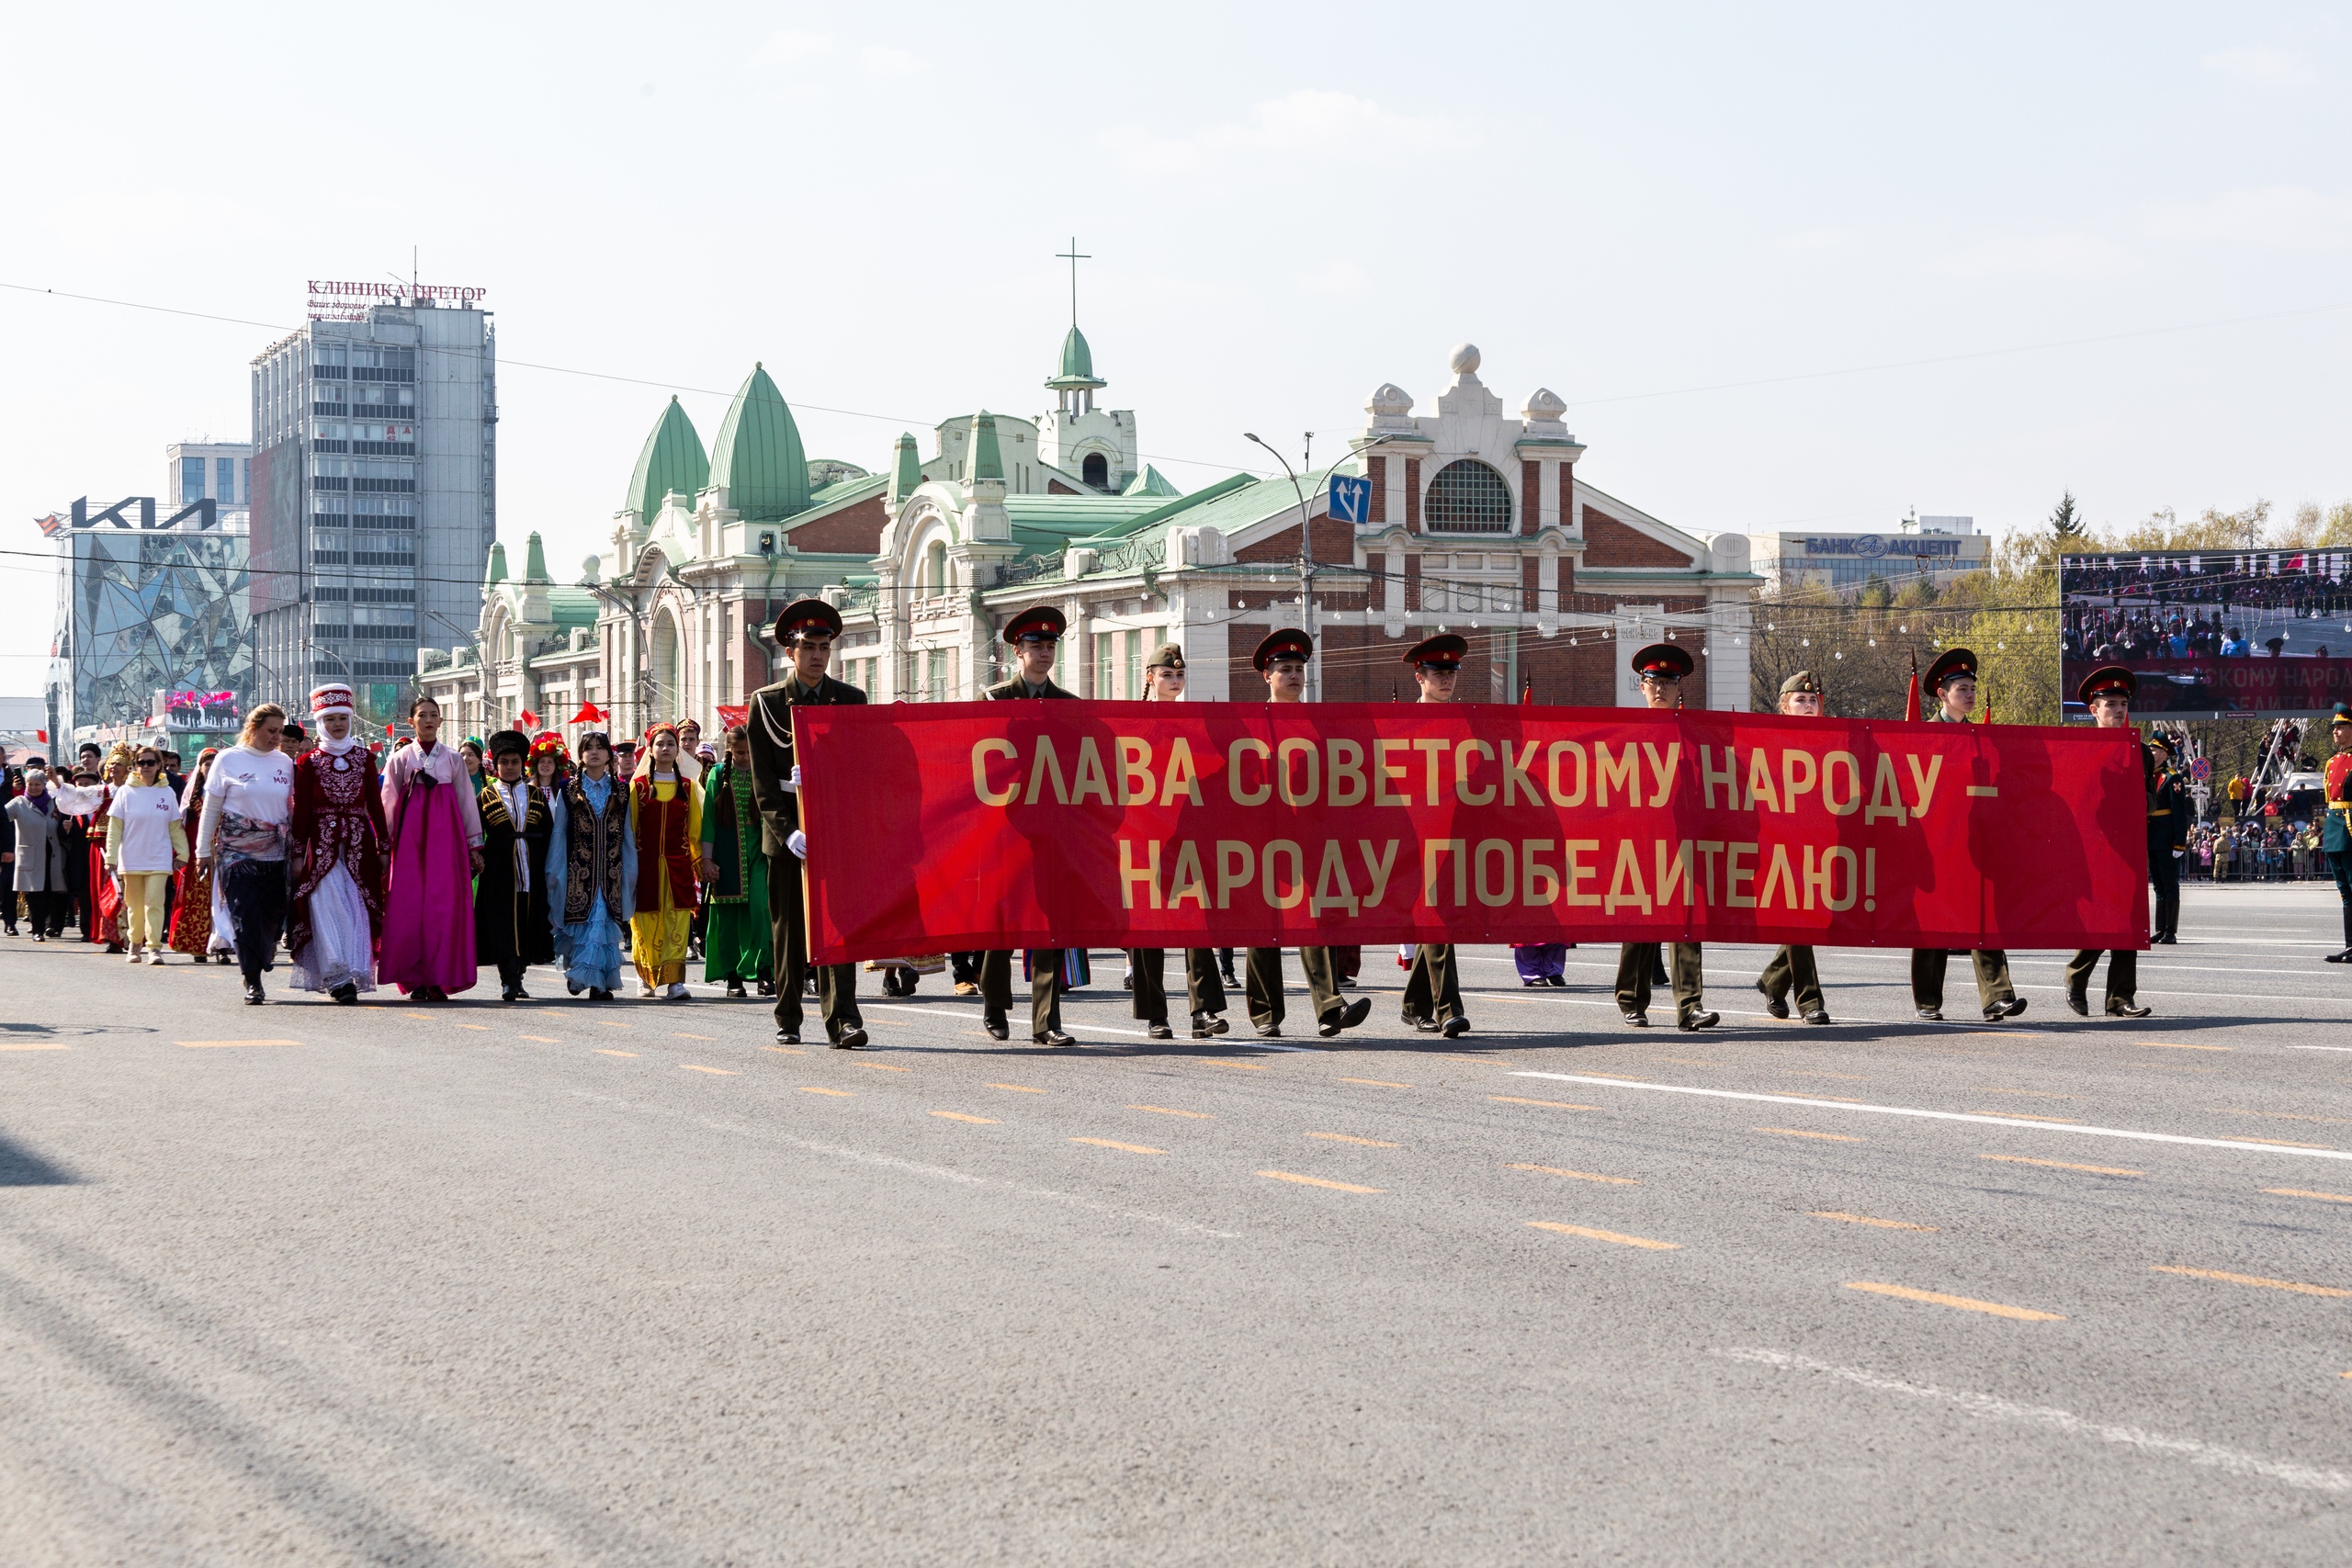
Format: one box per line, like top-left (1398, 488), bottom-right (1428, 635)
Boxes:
top-left (1614, 642), bottom-right (1718, 1030)
top-left (2323, 704), bottom-right (2351, 963)
top-left (1398, 633), bottom-right (1472, 1038)
top-left (2144, 730), bottom-right (2188, 944)
top-left (1126, 640), bottom-right (1232, 1040)
top-left (746, 598), bottom-right (870, 1049)
top-left (979, 606), bottom-right (1080, 1048)
top-left (1244, 628), bottom-right (1374, 1040)
top-left (1756, 670), bottom-right (1833, 1025)
top-left (1910, 647), bottom-right (2027, 1022)
top-left (2063, 664), bottom-right (2158, 1017)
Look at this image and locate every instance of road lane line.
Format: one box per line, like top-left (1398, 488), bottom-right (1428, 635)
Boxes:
top-left (682, 1065), bottom-right (734, 1076)
top-left (1130, 1105), bottom-right (1213, 1119)
top-left (1717, 1348), bottom-right (2352, 1494)
top-left (1074, 1137), bottom-right (1165, 1155)
top-left (1983, 1154), bottom-right (2143, 1176)
top-left (1758, 1127), bottom-right (1864, 1143)
top-left (799, 1087), bottom-right (854, 1097)
top-left (930, 1111), bottom-right (998, 1124)
top-left (1980, 1112), bottom-right (2083, 1124)
top-left (989, 1083), bottom-right (1045, 1092)
top-left (594, 1049), bottom-right (639, 1057)
top-left (2142, 1042), bottom-right (2229, 1051)
top-left (1815, 1212), bottom-right (1939, 1231)
top-left (519, 1035), bottom-right (560, 1043)
top-left (1260, 1170), bottom-right (1383, 1193)
top-left (2236, 1137), bottom-right (2335, 1149)
top-left (596, 1021), bottom-right (631, 1029)
top-left (763, 1046), bottom-right (805, 1055)
top-left (1490, 1096), bottom-right (1600, 1111)
top-left (1507, 1163), bottom-right (1637, 1184)
top-left (1510, 1071), bottom-right (2352, 1162)
top-left (176, 1039), bottom-right (301, 1048)
top-left (2151, 1266), bottom-right (2352, 1299)
top-left (1308, 1132), bottom-right (1398, 1147)
top-left (401, 1011), bottom-right (434, 1021)
top-left (1527, 1221), bottom-right (1678, 1250)
top-left (1845, 1281), bottom-right (2064, 1321)
top-left (862, 1063), bottom-right (912, 1073)
top-left (1340, 1077), bottom-right (1412, 1088)
top-left (673, 1032), bottom-right (716, 1041)
top-left (1209, 1062), bottom-right (1272, 1071)
top-left (2264, 1188), bottom-right (2352, 1204)
top-left (0, 1043), bottom-right (69, 1052)
top-left (2222, 1110), bottom-right (2348, 1124)
top-left (2293, 1046), bottom-right (2352, 1054)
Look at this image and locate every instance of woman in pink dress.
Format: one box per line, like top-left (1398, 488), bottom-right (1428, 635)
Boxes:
top-left (379, 694), bottom-right (484, 1000)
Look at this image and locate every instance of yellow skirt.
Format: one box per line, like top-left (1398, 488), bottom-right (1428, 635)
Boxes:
top-left (631, 909), bottom-right (694, 987)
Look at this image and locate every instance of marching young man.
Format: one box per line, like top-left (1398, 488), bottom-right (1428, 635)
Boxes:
top-left (1125, 641), bottom-right (1231, 1041)
top-left (1910, 648), bottom-right (2027, 1022)
top-left (747, 599), bottom-right (869, 1048)
top-left (1398, 633), bottom-right (1473, 1038)
top-left (978, 605), bottom-right (1081, 1047)
top-left (2063, 665), bottom-right (2159, 1016)
top-left (1756, 670), bottom-right (1834, 1025)
top-left (1614, 643), bottom-right (1718, 1030)
top-left (1242, 628), bottom-right (1374, 1041)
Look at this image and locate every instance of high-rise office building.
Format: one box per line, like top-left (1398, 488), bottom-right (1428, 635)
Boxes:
top-left (248, 297), bottom-right (494, 721)
top-left (165, 440), bottom-right (254, 518)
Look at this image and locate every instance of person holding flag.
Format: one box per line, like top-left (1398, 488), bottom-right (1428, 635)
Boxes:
top-left (1398, 633), bottom-right (1473, 1038)
top-left (1614, 643), bottom-right (1717, 1030)
top-left (1756, 671), bottom-right (1834, 1025)
top-left (2063, 666), bottom-right (2157, 1016)
top-left (1124, 641), bottom-right (1231, 1040)
top-left (1910, 649), bottom-right (2027, 1022)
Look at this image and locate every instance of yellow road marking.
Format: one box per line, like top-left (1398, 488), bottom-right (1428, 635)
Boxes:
top-left (1130, 1104), bottom-right (1213, 1119)
top-left (537, 1010), bottom-right (567, 1018)
top-left (2264, 1188), bottom-right (2352, 1204)
top-left (2222, 1110), bottom-right (2348, 1124)
top-left (176, 1039), bottom-right (300, 1048)
top-left (1309, 1132), bottom-right (1399, 1147)
top-left (1981, 1154), bottom-right (2143, 1176)
top-left (1507, 1163), bottom-right (1637, 1185)
top-left (2235, 1137), bottom-right (2334, 1150)
top-left (1340, 1077), bottom-right (1412, 1089)
top-left (799, 1087), bottom-right (854, 1097)
top-left (930, 1111), bottom-right (998, 1123)
top-left (596, 1021), bottom-right (631, 1029)
top-left (863, 1063), bottom-right (911, 1073)
top-left (453, 1023), bottom-right (490, 1032)
top-left (1758, 1126), bottom-right (1862, 1143)
top-left (1846, 1281), bottom-right (2064, 1320)
top-left (1979, 1111), bottom-right (2083, 1124)
top-left (1490, 1096), bottom-right (1600, 1111)
top-left (1210, 1062), bottom-right (1271, 1071)
top-left (2142, 1042), bottom-right (2229, 1051)
top-left (401, 1011), bottom-right (434, 1021)
top-left (1815, 1211), bottom-right (1939, 1232)
top-left (1260, 1170), bottom-right (1383, 1193)
top-left (682, 1065), bottom-right (734, 1076)
top-left (519, 1034), bottom-right (560, 1043)
top-left (763, 1046), bottom-right (805, 1055)
top-left (989, 1082), bottom-right (1045, 1092)
top-left (673, 1032), bottom-right (716, 1041)
top-left (0, 1043), bottom-right (68, 1052)
top-left (2152, 1266), bottom-right (2352, 1299)
top-left (1528, 1221), bottom-right (1678, 1250)
top-left (1073, 1137), bottom-right (1165, 1155)
top-left (594, 1049), bottom-right (638, 1057)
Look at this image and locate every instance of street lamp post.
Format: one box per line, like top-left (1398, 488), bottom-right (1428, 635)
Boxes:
top-left (1243, 432), bottom-right (1399, 703)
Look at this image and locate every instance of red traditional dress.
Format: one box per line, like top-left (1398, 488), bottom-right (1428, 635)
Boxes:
top-left (628, 750), bottom-right (701, 995)
top-left (289, 728), bottom-right (390, 995)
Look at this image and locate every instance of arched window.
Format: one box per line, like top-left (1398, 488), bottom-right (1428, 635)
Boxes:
top-left (924, 539), bottom-right (948, 596)
top-left (1424, 459), bottom-right (1513, 533)
top-left (1082, 453), bottom-right (1109, 490)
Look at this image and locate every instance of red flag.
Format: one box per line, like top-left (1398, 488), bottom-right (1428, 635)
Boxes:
top-left (1904, 651), bottom-right (1922, 723)
top-left (1521, 672), bottom-right (1533, 705)
top-left (717, 704), bottom-right (749, 731)
top-left (517, 708), bottom-right (540, 729)
top-left (570, 702), bottom-right (605, 725)
top-left (36, 728), bottom-right (48, 743)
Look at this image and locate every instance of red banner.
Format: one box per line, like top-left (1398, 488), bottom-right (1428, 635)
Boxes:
top-left (797, 704), bottom-right (2150, 964)
top-left (2063, 656), bottom-right (2352, 715)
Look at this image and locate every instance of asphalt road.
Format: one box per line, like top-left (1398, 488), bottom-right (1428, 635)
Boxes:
top-left (5, 884), bottom-right (2350, 1566)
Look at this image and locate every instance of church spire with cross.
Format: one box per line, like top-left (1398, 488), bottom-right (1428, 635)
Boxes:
top-left (1046, 236), bottom-right (1106, 410)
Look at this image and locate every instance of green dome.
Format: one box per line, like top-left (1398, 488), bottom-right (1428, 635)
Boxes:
top-left (708, 364), bottom-right (809, 521)
top-left (1046, 325), bottom-right (1106, 391)
top-left (625, 396), bottom-right (710, 520)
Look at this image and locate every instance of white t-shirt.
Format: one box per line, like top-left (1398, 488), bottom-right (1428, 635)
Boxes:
top-left (109, 783), bottom-right (186, 873)
top-left (198, 744), bottom-right (296, 859)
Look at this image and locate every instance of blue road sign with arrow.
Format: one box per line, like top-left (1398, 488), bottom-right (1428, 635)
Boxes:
top-left (1328, 473), bottom-right (1373, 525)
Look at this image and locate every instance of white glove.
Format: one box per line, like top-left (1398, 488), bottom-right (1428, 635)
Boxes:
top-left (779, 763), bottom-right (800, 795)
top-left (786, 829), bottom-right (808, 860)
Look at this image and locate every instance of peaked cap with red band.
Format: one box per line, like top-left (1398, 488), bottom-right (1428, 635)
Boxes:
top-left (772, 598), bottom-right (842, 644)
top-left (1252, 628), bottom-right (1314, 671)
top-left (1403, 633), bottom-right (1467, 670)
top-left (2076, 664), bottom-right (2135, 705)
top-left (1925, 647), bottom-right (1979, 690)
top-left (1002, 604), bottom-right (1068, 645)
top-left (1629, 642), bottom-right (1693, 681)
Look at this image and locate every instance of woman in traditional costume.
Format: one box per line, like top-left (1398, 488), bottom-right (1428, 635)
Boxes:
top-left (697, 725), bottom-right (772, 998)
top-left (545, 729), bottom-right (632, 1000)
top-left (195, 705), bottom-right (298, 1003)
top-left (379, 694), bottom-right (483, 1000)
top-left (475, 728), bottom-right (555, 1001)
top-left (628, 722), bottom-right (703, 999)
top-left (288, 684), bottom-right (390, 1003)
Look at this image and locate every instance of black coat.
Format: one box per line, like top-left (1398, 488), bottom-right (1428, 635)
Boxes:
top-left (475, 782), bottom-right (556, 966)
top-left (746, 673), bottom-right (865, 856)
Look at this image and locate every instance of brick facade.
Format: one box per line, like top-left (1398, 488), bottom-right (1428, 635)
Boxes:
top-left (783, 493), bottom-right (888, 555)
top-left (1583, 507), bottom-right (1697, 569)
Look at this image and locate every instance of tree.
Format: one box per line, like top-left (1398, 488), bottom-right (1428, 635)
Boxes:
top-left (2050, 490), bottom-right (2089, 547)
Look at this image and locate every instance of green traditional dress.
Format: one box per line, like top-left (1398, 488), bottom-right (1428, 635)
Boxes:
top-left (699, 759), bottom-right (772, 985)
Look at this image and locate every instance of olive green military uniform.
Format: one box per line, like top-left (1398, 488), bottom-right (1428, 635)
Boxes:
top-left (1133, 947), bottom-right (1228, 1034)
top-left (2067, 736), bottom-right (2177, 1013)
top-left (1401, 943), bottom-right (1467, 1031)
top-left (1615, 942), bottom-right (1704, 1023)
top-left (979, 673), bottom-right (1077, 1040)
top-left (1911, 706), bottom-right (2019, 1020)
top-left (746, 670), bottom-right (867, 1043)
top-left (1757, 944), bottom-right (1825, 1017)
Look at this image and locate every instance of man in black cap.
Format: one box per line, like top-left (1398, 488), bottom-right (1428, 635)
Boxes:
top-left (476, 728), bottom-right (555, 1002)
top-left (1910, 647), bottom-right (2026, 1022)
top-left (1124, 641), bottom-right (1231, 1040)
top-left (748, 597), bottom-right (869, 1048)
top-left (979, 605), bottom-right (1081, 1047)
top-left (1615, 642), bottom-right (1718, 1030)
top-left (1757, 669), bottom-right (1833, 1025)
top-left (1398, 634), bottom-right (1473, 1038)
top-left (1243, 629), bottom-right (1374, 1040)
top-left (2324, 703), bottom-right (2351, 963)
top-left (2143, 728), bottom-right (2188, 945)
top-left (2063, 665), bottom-right (2156, 1016)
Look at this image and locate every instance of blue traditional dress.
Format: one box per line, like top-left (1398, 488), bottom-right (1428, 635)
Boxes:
top-left (546, 772), bottom-right (636, 995)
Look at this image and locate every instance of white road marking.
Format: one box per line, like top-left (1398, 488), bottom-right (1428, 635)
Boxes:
top-left (1717, 1348), bottom-right (2352, 1495)
top-left (1510, 1071), bottom-right (2352, 1161)
top-left (2292, 1046), bottom-right (2352, 1054)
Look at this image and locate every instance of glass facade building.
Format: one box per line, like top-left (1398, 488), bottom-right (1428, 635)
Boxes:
top-left (42, 511), bottom-right (253, 750)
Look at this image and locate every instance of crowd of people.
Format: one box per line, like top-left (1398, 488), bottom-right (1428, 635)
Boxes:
top-left (2061, 551), bottom-right (2352, 663)
top-left (8, 600), bottom-right (2352, 1035)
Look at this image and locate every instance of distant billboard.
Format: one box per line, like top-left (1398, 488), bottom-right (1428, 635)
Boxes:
top-left (2059, 549), bottom-right (2352, 716)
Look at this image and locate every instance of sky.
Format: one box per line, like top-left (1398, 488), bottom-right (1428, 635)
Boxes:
top-left (4, 0), bottom-right (2348, 694)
